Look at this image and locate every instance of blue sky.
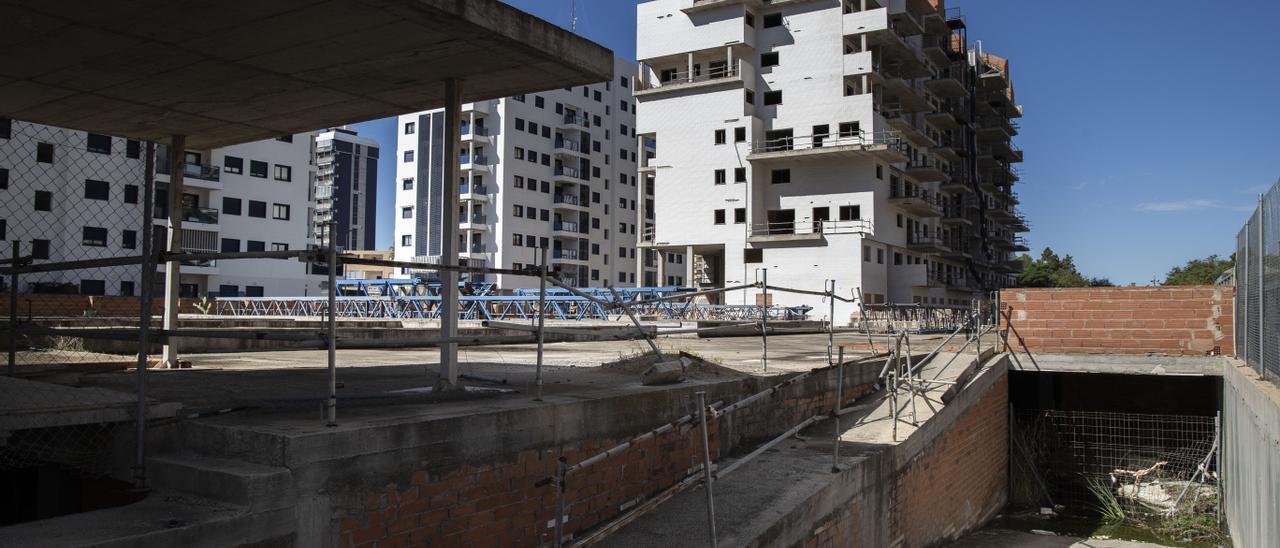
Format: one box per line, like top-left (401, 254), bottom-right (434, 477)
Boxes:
top-left (354, 0), bottom-right (1280, 285)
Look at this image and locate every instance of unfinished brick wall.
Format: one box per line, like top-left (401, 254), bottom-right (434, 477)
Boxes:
top-left (337, 361), bottom-right (880, 547)
top-left (999, 286), bottom-right (1234, 356)
top-left (803, 373), bottom-right (1009, 548)
top-left (0, 294), bottom-right (198, 317)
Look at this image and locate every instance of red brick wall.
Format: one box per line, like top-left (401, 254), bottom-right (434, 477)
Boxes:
top-left (0, 294), bottom-right (198, 317)
top-left (1000, 286), bottom-right (1234, 356)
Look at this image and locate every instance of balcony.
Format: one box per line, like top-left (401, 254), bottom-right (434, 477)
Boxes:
top-left (884, 109), bottom-right (934, 147)
top-left (747, 130), bottom-right (908, 164)
top-left (554, 165), bottom-right (585, 182)
top-left (459, 214), bottom-right (489, 231)
top-left (747, 219), bottom-right (874, 245)
top-left (460, 154), bottom-right (491, 174)
top-left (460, 244), bottom-right (488, 259)
top-left (462, 101), bottom-right (490, 115)
top-left (554, 138), bottom-right (587, 158)
top-left (889, 183), bottom-right (942, 217)
top-left (559, 113), bottom-right (589, 130)
top-left (461, 125), bottom-right (490, 143)
top-left (551, 248), bottom-right (583, 262)
top-left (921, 34), bottom-right (965, 67)
top-left (906, 233), bottom-right (950, 253)
top-left (460, 183), bottom-right (489, 203)
top-left (905, 156), bottom-right (948, 182)
top-left (925, 70), bottom-right (967, 98)
top-left (157, 158), bottom-right (222, 189)
top-left (553, 193), bottom-right (587, 211)
top-left (899, 263), bottom-right (943, 288)
top-left (553, 220), bottom-right (582, 236)
top-left (845, 9), bottom-right (931, 78)
top-left (877, 75), bottom-right (933, 112)
top-left (634, 58), bottom-right (749, 98)
top-left (940, 206), bottom-right (973, 227)
top-left (154, 205), bottom-right (220, 226)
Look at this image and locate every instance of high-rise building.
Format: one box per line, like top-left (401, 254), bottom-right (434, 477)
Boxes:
top-left (634, 0), bottom-right (1026, 323)
top-left (394, 57), bottom-right (684, 289)
top-left (0, 118), bottom-right (323, 297)
top-left (314, 128), bottom-right (379, 250)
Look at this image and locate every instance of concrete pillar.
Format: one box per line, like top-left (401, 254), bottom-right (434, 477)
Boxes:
top-left (687, 53), bottom-right (695, 82)
top-left (161, 135), bottom-right (185, 369)
top-left (657, 250), bottom-right (667, 286)
top-left (437, 79), bottom-right (463, 390)
top-left (726, 46), bottom-right (734, 75)
top-left (687, 245), bottom-right (696, 287)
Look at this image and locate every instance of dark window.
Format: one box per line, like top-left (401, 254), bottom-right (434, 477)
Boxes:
top-left (276, 135), bottom-right (293, 143)
top-left (876, 164), bottom-right (883, 179)
top-left (714, 129), bottom-right (726, 144)
top-left (744, 89), bottom-right (754, 105)
top-left (224, 156), bottom-right (243, 174)
top-left (82, 226), bottom-right (108, 247)
top-left (84, 179), bottom-right (109, 200)
top-left (34, 190), bottom-right (52, 211)
top-left (223, 197), bottom-right (242, 215)
top-left (761, 52), bottom-right (779, 67)
top-left (80, 279), bottom-right (106, 296)
top-left (122, 230), bottom-right (137, 249)
top-left (247, 240), bottom-right (266, 252)
top-left (744, 248), bottom-right (763, 263)
top-left (542, 126), bottom-right (551, 138)
top-left (245, 286), bottom-right (264, 297)
top-left (734, 127), bottom-right (747, 142)
top-left (86, 134), bottom-right (111, 154)
top-left (0, 118), bottom-right (9, 139)
top-left (404, 122), bottom-right (415, 134)
top-left (249, 160), bottom-right (268, 178)
top-left (745, 12), bottom-right (755, 26)
top-left (535, 96), bottom-right (545, 108)
top-left (272, 243), bottom-right (289, 251)
top-left (272, 203), bottom-right (290, 220)
top-left (0, 168), bottom-right (7, 189)
top-left (31, 240), bottom-right (49, 260)
top-left (126, 140), bottom-right (141, 159)
top-left (221, 238), bottom-right (240, 252)
top-left (515, 118), bottom-right (526, 131)
top-left (0, 219), bottom-right (4, 240)
top-left (839, 205), bottom-right (860, 220)
top-left (734, 208), bottom-right (746, 224)
top-left (120, 281), bottom-right (136, 296)
top-left (218, 284), bottom-right (239, 297)
top-left (36, 142), bottom-right (53, 163)
top-left (274, 165), bottom-right (291, 181)
top-left (764, 90), bottom-right (783, 105)
top-left (404, 150), bottom-right (414, 162)
top-left (715, 169), bottom-right (726, 185)
top-left (123, 184), bottom-right (139, 204)
top-left (714, 209), bottom-right (726, 224)
top-left (771, 169), bottom-right (791, 184)
top-left (248, 200), bottom-right (266, 218)
top-left (763, 13), bottom-right (783, 27)
top-left (839, 122), bottom-right (860, 138)
top-left (735, 167), bottom-right (747, 183)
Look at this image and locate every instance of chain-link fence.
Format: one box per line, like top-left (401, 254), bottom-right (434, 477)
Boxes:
top-left (1234, 180), bottom-right (1280, 383)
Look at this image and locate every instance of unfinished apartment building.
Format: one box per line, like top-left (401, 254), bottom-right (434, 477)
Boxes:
top-left (635, 0), bottom-right (1026, 323)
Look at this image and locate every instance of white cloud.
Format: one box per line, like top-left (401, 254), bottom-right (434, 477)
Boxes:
top-left (1135, 199), bottom-right (1254, 213)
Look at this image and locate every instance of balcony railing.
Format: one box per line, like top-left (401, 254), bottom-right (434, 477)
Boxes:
top-left (554, 166), bottom-right (583, 180)
top-left (749, 219), bottom-right (874, 238)
top-left (635, 60), bottom-right (742, 93)
top-left (554, 139), bottom-right (583, 152)
top-left (154, 205), bottom-right (219, 224)
top-left (562, 113), bottom-right (589, 128)
top-left (459, 183), bottom-right (488, 195)
top-left (462, 214), bottom-right (487, 225)
top-left (461, 125), bottom-right (489, 136)
top-left (553, 194), bottom-right (581, 206)
top-left (750, 129), bottom-right (905, 155)
top-left (553, 249), bottom-right (580, 260)
top-left (157, 159), bottom-right (221, 182)
top-left (460, 154), bottom-right (490, 165)
top-left (553, 220), bottom-right (580, 233)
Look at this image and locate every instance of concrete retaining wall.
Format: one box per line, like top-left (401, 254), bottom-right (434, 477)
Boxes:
top-left (1221, 359), bottom-right (1280, 547)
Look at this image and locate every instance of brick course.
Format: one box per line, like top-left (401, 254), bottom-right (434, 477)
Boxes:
top-left (1000, 286), bottom-right (1234, 356)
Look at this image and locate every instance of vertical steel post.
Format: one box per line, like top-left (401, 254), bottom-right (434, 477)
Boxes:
top-left (905, 334), bottom-right (917, 426)
top-left (326, 223), bottom-right (338, 426)
top-left (856, 286), bottom-right (876, 353)
top-left (535, 247), bottom-right (547, 401)
top-left (696, 391), bottom-right (718, 547)
top-left (132, 142), bottom-right (157, 488)
top-left (891, 334), bottom-right (900, 442)
top-left (1258, 194), bottom-right (1265, 380)
top-left (976, 299), bottom-right (983, 357)
top-left (553, 456), bottom-right (567, 548)
top-left (7, 241), bottom-right (17, 376)
top-left (437, 78), bottom-right (463, 390)
top-left (831, 346), bottom-right (844, 473)
top-left (827, 279), bottom-right (836, 366)
top-left (761, 268), bottom-right (768, 372)
top-left (161, 135), bottom-right (186, 368)
top-left (1243, 223), bottom-right (1250, 366)
top-left (995, 289), bottom-right (1004, 353)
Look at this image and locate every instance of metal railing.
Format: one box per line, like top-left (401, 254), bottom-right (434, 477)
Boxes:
top-left (635, 60), bottom-right (741, 93)
top-left (554, 165), bottom-right (583, 180)
top-left (1235, 180), bottom-right (1280, 384)
top-left (157, 159), bottom-right (221, 182)
top-left (749, 219), bottom-right (874, 238)
top-left (561, 113), bottom-right (588, 128)
top-left (552, 249), bottom-right (579, 260)
top-left (553, 220), bottom-right (580, 233)
top-left (749, 129), bottom-right (905, 155)
top-left (459, 183), bottom-right (488, 195)
top-left (154, 205), bottom-right (220, 225)
top-left (553, 194), bottom-right (581, 206)
top-left (554, 139), bottom-right (582, 152)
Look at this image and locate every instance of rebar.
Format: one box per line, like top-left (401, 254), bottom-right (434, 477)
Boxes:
top-left (326, 222), bottom-right (338, 427)
top-left (831, 346), bottom-right (844, 473)
top-left (553, 457), bottom-right (567, 548)
top-left (535, 247), bottom-right (547, 401)
top-left (696, 391), bottom-right (717, 547)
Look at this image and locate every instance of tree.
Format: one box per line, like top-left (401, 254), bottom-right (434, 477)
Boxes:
top-left (1016, 247), bottom-right (1095, 288)
top-left (1163, 254), bottom-right (1234, 286)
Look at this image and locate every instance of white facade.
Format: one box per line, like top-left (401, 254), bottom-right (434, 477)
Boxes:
top-left (635, 0), bottom-right (1025, 325)
top-left (0, 118), bottom-right (322, 297)
top-left (394, 57), bottom-right (685, 290)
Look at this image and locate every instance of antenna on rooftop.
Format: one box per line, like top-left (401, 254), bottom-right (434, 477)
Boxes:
top-left (570, 0), bottom-right (578, 32)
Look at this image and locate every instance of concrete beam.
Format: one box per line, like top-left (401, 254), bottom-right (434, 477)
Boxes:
top-left (1009, 353), bottom-right (1225, 377)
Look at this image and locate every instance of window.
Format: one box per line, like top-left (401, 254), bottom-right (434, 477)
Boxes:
top-left (403, 150), bottom-right (414, 162)
top-left (122, 230), bottom-right (137, 249)
top-left (272, 243), bottom-right (289, 251)
top-left (734, 167), bottom-right (747, 183)
top-left (744, 89), bottom-right (755, 105)
top-left (513, 175), bottom-right (524, 189)
top-left (763, 13), bottom-right (783, 27)
top-left (734, 208), bottom-right (746, 224)
top-left (714, 209), bottom-right (726, 225)
top-left (123, 184), bottom-right (138, 204)
top-left (876, 164), bottom-right (883, 179)
top-left (247, 240), bottom-right (266, 252)
top-left (224, 156), bottom-right (243, 174)
top-left (80, 280), bottom-right (106, 296)
top-left (535, 96), bottom-right (545, 108)
top-left (401, 206), bottom-right (413, 218)
top-left (249, 160), bottom-right (268, 178)
top-left (248, 200), bottom-right (267, 218)
top-left (876, 248), bottom-right (884, 264)
top-left (839, 205), bottom-right (860, 221)
top-left (770, 169), bottom-right (791, 184)
top-left (31, 239), bottom-right (49, 260)
top-left (245, 286), bottom-right (264, 298)
top-left (402, 178), bottom-right (414, 190)
top-left (515, 118), bottom-right (525, 131)
top-left (405, 122), bottom-right (416, 134)
top-left (761, 52), bottom-right (779, 67)
top-left (86, 133), bottom-right (111, 154)
top-left (527, 122), bottom-right (538, 135)
top-left (594, 90), bottom-right (602, 102)
top-left (744, 248), bottom-right (763, 263)
top-left (714, 129), bottom-right (726, 144)
top-left (540, 209), bottom-right (550, 221)
top-left (896, 213), bottom-right (903, 228)
top-left (863, 246), bottom-right (871, 262)
top-left (513, 234), bottom-right (523, 247)
top-left (220, 238), bottom-right (240, 252)
top-left (764, 90), bottom-right (783, 105)
top-left (126, 140), bottom-right (141, 159)
top-left (218, 284), bottom-right (239, 297)
top-left (591, 269), bottom-right (600, 281)
top-left (84, 179), bottom-right (109, 200)
top-left (272, 203), bottom-right (290, 220)
top-left (120, 281), bottom-right (136, 296)
top-left (514, 147), bottom-right (525, 160)
top-left (839, 121), bottom-right (860, 138)
top-left (274, 165), bottom-right (291, 181)
top-left (513, 204), bottom-right (524, 218)
top-left (713, 169), bottom-right (727, 185)
top-left (513, 94), bottom-right (525, 102)
top-left (36, 142), bottom-right (53, 163)
top-left (223, 197), bottom-right (242, 215)
top-left (745, 12), bottom-right (755, 26)
top-left (0, 118), bottom-right (9, 139)
top-left (34, 190), bottom-right (52, 211)
top-left (82, 226), bottom-right (108, 247)
top-left (401, 235), bottom-right (412, 247)
top-left (0, 168), bottom-right (7, 189)
top-left (894, 252), bottom-right (903, 266)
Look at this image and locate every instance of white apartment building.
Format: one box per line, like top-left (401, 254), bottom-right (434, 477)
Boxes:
top-left (314, 128), bottom-right (379, 251)
top-left (0, 117), bottom-right (323, 298)
top-left (635, 0), bottom-right (1026, 324)
top-left (394, 57), bottom-right (686, 290)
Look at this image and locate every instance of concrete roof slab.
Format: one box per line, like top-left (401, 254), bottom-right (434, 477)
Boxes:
top-left (0, 0), bottom-right (614, 149)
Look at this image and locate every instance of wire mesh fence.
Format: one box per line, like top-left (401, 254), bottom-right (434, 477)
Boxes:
top-left (1234, 180), bottom-right (1280, 384)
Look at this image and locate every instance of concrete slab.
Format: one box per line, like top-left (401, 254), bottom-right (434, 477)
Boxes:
top-left (1011, 353), bottom-right (1224, 377)
top-left (945, 528), bottom-right (1174, 548)
top-left (0, 0), bottom-right (614, 149)
top-left (0, 375), bottom-right (179, 432)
